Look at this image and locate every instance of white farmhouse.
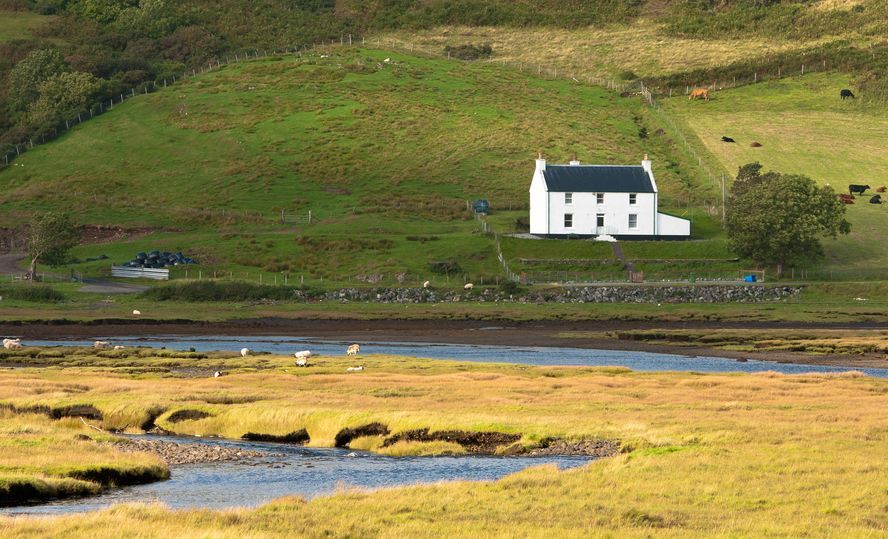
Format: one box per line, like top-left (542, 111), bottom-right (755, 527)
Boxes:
top-left (528, 154), bottom-right (690, 239)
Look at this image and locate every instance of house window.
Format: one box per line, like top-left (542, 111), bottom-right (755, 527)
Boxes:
top-left (564, 192), bottom-right (572, 204)
top-left (628, 214), bottom-right (638, 229)
top-left (596, 193), bottom-right (605, 204)
top-left (596, 214), bottom-right (605, 228)
top-left (629, 193), bottom-right (637, 205)
top-left (564, 213), bottom-right (573, 228)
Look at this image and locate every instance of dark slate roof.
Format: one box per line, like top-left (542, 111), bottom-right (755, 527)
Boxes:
top-left (542, 165), bottom-right (655, 193)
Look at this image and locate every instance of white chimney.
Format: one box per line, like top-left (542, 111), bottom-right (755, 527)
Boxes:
top-left (641, 153), bottom-right (652, 174)
top-left (569, 153), bottom-right (580, 166)
top-left (535, 152), bottom-right (546, 173)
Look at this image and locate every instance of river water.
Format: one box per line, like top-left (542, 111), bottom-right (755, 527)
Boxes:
top-left (20, 335), bottom-right (888, 377)
top-left (3, 435), bottom-right (592, 515)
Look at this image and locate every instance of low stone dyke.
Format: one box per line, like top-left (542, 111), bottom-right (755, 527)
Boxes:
top-left (298, 285), bottom-right (801, 305)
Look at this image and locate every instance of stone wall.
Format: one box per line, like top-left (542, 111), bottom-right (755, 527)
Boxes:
top-left (301, 285), bottom-right (801, 304)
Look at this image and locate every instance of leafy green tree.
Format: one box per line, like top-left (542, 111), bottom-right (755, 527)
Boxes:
top-left (7, 49), bottom-right (68, 116)
top-left (27, 213), bottom-right (79, 281)
top-left (726, 163), bottom-right (850, 277)
top-left (26, 71), bottom-right (103, 128)
top-left (72, 0), bottom-right (134, 24)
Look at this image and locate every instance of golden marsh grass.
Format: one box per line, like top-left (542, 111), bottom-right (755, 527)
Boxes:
top-left (1, 350), bottom-right (887, 535)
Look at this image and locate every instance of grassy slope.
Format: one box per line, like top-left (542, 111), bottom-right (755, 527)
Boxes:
top-left (0, 46), bottom-right (709, 283)
top-left (381, 20), bottom-right (881, 80)
top-left (663, 71), bottom-right (888, 278)
top-left (0, 11), bottom-right (55, 43)
top-left (1, 353), bottom-right (887, 535)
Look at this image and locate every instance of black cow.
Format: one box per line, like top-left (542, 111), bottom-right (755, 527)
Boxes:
top-left (721, 136), bottom-right (736, 143)
top-left (840, 89), bottom-right (855, 100)
top-left (870, 195), bottom-right (882, 204)
top-left (849, 184), bottom-right (870, 195)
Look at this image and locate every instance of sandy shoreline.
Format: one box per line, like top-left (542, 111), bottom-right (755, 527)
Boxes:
top-left (2, 318), bottom-right (886, 369)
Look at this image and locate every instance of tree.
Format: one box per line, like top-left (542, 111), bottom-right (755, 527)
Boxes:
top-left (27, 213), bottom-right (79, 281)
top-left (7, 49), bottom-right (68, 116)
top-left (726, 163), bottom-right (850, 277)
top-left (26, 71), bottom-right (103, 128)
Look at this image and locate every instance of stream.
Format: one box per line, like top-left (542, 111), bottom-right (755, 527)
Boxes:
top-left (19, 335), bottom-right (888, 377)
top-left (3, 435), bottom-right (593, 515)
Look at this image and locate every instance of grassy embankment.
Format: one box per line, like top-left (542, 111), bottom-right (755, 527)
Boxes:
top-left (0, 410), bottom-right (167, 506)
top-left (1, 349), bottom-right (888, 535)
top-left (1, 280), bottom-right (888, 324)
top-left (561, 328), bottom-right (888, 357)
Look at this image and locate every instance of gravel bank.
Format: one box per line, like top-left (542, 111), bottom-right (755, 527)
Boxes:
top-left (111, 438), bottom-right (267, 465)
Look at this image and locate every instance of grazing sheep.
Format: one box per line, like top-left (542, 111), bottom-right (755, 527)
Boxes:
top-left (423, 280), bottom-right (430, 288)
top-left (113, 345), bottom-right (126, 350)
top-left (347, 344), bottom-right (360, 356)
top-left (240, 347), bottom-right (250, 357)
top-left (346, 365), bottom-right (364, 372)
top-left (132, 310), bottom-right (141, 316)
top-left (464, 283), bottom-right (474, 290)
top-left (93, 341), bottom-right (111, 349)
top-left (213, 371), bottom-right (222, 378)
top-left (296, 358), bottom-right (309, 367)
top-left (3, 338), bottom-right (22, 350)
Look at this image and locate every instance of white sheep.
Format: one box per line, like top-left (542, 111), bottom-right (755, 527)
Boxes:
top-left (346, 344), bottom-right (360, 356)
top-left (346, 365), bottom-right (364, 372)
top-left (213, 371), bottom-right (222, 378)
top-left (132, 310), bottom-right (141, 316)
top-left (93, 341), bottom-right (111, 349)
top-left (423, 280), bottom-right (430, 288)
top-left (293, 350), bottom-right (312, 360)
top-left (113, 345), bottom-right (126, 350)
top-left (464, 283), bottom-right (474, 290)
top-left (296, 358), bottom-right (309, 367)
top-left (240, 347), bottom-right (251, 357)
top-left (3, 338), bottom-right (22, 350)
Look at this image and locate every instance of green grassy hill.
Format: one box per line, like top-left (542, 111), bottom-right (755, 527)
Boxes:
top-left (663, 71), bottom-right (888, 279)
top-left (0, 47), bottom-right (711, 284)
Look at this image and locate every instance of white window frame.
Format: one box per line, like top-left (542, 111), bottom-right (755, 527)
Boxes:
top-left (628, 214), bottom-right (638, 229)
top-left (596, 214), bottom-right (605, 227)
top-left (564, 213), bottom-right (573, 228)
top-left (629, 193), bottom-right (637, 205)
top-left (564, 192), bottom-right (572, 204)
top-left (596, 193), bottom-right (604, 204)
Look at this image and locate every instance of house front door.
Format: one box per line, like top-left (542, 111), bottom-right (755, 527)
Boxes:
top-left (596, 214), bottom-right (605, 235)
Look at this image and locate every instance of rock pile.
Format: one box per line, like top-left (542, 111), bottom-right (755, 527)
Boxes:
top-left (111, 438), bottom-right (265, 465)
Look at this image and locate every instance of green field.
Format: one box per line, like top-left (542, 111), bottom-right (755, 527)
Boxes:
top-left (663, 71), bottom-right (888, 279)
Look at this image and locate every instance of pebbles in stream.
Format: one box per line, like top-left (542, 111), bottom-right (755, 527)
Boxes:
top-left (111, 439), bottom-right (270, 465)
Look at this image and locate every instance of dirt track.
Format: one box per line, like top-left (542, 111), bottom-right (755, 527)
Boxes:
top-left (2, 318), bottom-right (886, 369)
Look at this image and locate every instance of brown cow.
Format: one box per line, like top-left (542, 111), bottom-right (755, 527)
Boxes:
top-left (689, 88), bottom-right (709, 101)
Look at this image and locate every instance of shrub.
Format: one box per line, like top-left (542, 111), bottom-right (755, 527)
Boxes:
top-left (443, 44), bottom-right (493, 61)
top-left (429, 261), bottom-right (462, 275)
top-left (0, 285), bottom-right (66, 302)
top-left (140, 281), bottom-right (297, 302)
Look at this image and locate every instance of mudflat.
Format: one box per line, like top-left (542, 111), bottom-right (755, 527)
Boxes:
top-left (2, 318), bottom-right (886, 368)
